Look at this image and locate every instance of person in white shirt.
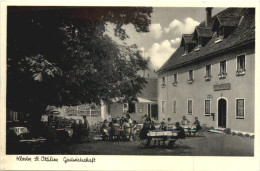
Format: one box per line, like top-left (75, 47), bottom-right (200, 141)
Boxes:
top-left (126, 114), bottom-right (132, 125)
top-left (181, 116), bottom-right (190, 125)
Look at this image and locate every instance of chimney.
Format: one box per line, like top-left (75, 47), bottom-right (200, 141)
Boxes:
top-left (206, 7), bottom-right (213, 27)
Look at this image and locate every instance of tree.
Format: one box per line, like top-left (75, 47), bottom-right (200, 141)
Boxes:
top-left (7, 7), bottom-right (152, 131)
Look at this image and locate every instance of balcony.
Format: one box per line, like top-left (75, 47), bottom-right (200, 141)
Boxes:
top-left (236, 69), bottom-right (246, 76)
top-left (218, 72), bottom-right (227, 79)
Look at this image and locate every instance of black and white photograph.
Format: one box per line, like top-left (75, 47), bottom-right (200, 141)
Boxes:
top-left (0, 1), bottom-right (259, 170)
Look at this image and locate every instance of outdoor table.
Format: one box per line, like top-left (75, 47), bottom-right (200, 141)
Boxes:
top-left (183, 124), bottom-right (197, 136)
top-left (146, 130), bottom-right (179, 147)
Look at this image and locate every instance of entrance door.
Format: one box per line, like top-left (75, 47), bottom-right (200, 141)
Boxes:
top-left (218, 98), bottom-right (227, 128)
top-left (151, 104), bottom-right (158, 120)
top-left (148, 104), bottom-right (151, 118)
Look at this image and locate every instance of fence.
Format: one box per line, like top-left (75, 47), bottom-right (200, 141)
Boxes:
top-left (66, 107), bottom-right (101, 117)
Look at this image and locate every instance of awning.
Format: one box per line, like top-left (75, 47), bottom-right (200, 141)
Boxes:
top-left (137, 97), bottom-right (153, 103)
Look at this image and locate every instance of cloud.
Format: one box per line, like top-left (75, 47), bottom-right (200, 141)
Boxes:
top-left (149, 24), bottom-right (163, 39)
top-left (146, 40), bottom-right (176, 68)
top-left (164, 17), bottom-right (200, 35)
top-left (170, 38), bottom-right (181, 45)
top-left (164, 28), bottom-right (171, 33)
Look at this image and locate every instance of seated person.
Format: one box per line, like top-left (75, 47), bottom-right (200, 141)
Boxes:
top-left (159, 121), bottom-right (167, 131)
top-left (100, 119), bottom-right (108, 140)
top-left (139, 117), bottom-right (151, 140)
top-left (150, 121), bottom-right (156, 131)
top-left (193, 117), bottom-right (202, 131)
top-left (126, 114), bottom-right (133, 125)
top-left (181, 116), bottom-right (190, 125)
top-left (122, 118), bottom-right (131, 135)
top-left (175, 122), bottom-right (185, 139)
top-left (108, 122), bottom-right (114, 140)
top-left (132, 120), bottom-right (138, 139)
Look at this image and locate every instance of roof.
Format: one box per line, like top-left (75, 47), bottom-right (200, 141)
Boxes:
top-left (181, 34), bottom-right (195, 46)
top-left (195, 26), bottom-right (213, 37)
top-left (217, 16), bottom-right (242, 27)
top-left (137, 97), bottom-right (153, 103)
top-left (158, 8), bottom-right (255, 72)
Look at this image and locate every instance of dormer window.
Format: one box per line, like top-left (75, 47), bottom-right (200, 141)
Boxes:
top-left (195, 37), bottom-right (202, 51)
top-left (216, 27), bottom-right (224, 43)
top-left (181, 34), bottom-right (196, 56)
top-left (193, 26), bottom-right (212, 51)
top-left (212, 15), bottom-right (241, 44)
top-left (184, 44), bottom-right (188, 54)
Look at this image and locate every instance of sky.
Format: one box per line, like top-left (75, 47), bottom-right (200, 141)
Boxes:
top-left (106, 7), bottom-right (226, 70)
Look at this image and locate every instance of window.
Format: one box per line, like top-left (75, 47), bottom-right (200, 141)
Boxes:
top-left (128, 102), bottom-right (136, 113)
top-left (161, 77), bottom-right (166, 86)
top-left (205, 100), bottom-right (210, 115)
top-left (236, 99), bottom-right (245, 119)
top-left (123, 103), bottom-right (128, 113)
top-left (216, 27), bottom-right (224, 43)
top-left (188, 100), bottom-right (192, 115)
top-left (183, 44), bottom-right (189, 56)
top-left (139, 108), bottom-right (143, 113)
top-left (173, 74), bottom-right (178, 86)
top-left (236, 54), bottom-right (246, 76)
top-left (187, 70), bottom-right (194, 84)
top-left (173, 100), bottom-right (177, 113)
top-left (161, 101), bottom-right (166, 113)
top-left (219, 60), bottom-right (227, 78)
top-left (195, 37), bottom-right (202, 51)
top-left (108, 104), bottom-right (111, 114)
top-left (205, 65), bottom-right (212, 81)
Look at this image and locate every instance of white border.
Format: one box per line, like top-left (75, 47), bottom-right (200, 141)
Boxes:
top-left (1, 2), bottom-right (260, 171)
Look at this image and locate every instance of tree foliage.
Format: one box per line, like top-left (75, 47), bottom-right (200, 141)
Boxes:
top-left (7, 7), bottom-right (153, 119)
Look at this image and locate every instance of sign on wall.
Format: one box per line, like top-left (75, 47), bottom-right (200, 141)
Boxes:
top-left (213, 83), bottom-right (231, 91)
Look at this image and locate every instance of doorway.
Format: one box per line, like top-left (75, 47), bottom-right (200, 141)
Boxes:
top-left (218, 98), bottom-right (227, 128)
top-left (151, 104), bottom-right (158, 120)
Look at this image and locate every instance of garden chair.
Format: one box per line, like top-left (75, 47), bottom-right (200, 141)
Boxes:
top-left (174, 138), bottom-right (186, 148)
top-left (196, 124), bottom-right (207, 138)
top-left (138, 138), bottom-right (148, 148)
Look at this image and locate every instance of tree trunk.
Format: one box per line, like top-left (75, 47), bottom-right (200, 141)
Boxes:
top-left (28, 104), bottom-right (47, 137)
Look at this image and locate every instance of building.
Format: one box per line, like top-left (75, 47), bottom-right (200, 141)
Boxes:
top-left (157, 8), bottom-right (255, 133)
top-left (103, 65), bottom-right (158, 123)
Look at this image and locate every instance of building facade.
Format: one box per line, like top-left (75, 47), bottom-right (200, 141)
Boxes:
top-left (157, 8), bottom-right (255, 133)
top-left (104, 67), bottom-right (158, 123)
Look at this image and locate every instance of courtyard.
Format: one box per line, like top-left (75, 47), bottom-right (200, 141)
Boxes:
top-left (9, 132), bottom-right (254, 156)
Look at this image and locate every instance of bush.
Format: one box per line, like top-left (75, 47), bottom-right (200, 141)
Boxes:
top-left (232, 132), bottom-right (237, 136)
top-left (238, 132), bottom-right (243, 137)
top-left (224, 128), bottom-right (231, 134)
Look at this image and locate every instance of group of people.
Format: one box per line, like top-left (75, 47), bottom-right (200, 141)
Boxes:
top-left (71, 116), bottom-right (91, 143)
top-left (100, 114), bottom-right (138, 141)
top-left (139, 115), bottom-right (202, 147)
